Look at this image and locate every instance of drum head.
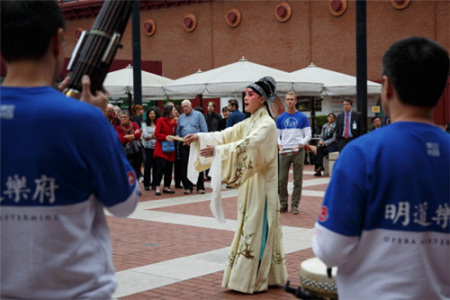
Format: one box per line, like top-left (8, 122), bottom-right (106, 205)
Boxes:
top-left (299, 257), bottom-right (338, 298)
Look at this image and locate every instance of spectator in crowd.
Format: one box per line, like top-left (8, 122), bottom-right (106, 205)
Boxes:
top-left (131, 104), bottom-right (144, 128)
top-left (314, 113), bottom-right (337, 176)
top-left (130, 104), bottom-right (144, 180)
top-left (177, 99), bottom-right (208, 194)
top-left (142, 108), bottom-right (160, 191)
top-left (113, 105), bottom-right (121, 117)
top-left (172, 105), bottom-right (183, 189)
top-left (312, 36), bottom-right (450, 299)
top-left (105, 103), bottom-right (120, 127)
top-left (205, 101), bottom-right (222, 132)
top-left (226, 99), bottom-right (246, 128)
top-left (204, 101), bottom-right (223, 180)
top-left (218, 106), bottom-right (230, 131)
top-left (153, 105), bottom-right (177, 196)
top-left (0, 1), bottom-right (139, 298)
top-left (276, 91), bottom-right (311, 214)
top-left (370, 116), bottom-right (382, 131)
top-left (117, 110), bottom-right (143, 178)
top-left (335, 98), bottom-right (363, 152)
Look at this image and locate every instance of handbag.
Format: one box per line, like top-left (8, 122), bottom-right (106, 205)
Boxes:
top-left (124, 139), bottom-right (142, 156)
top-left (123, 143), bottom-right (135, 155)
top-left (161, 140), bottom-right (175, 153)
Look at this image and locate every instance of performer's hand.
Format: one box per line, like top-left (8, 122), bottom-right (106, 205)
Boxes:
top-left (80, 75), bottom-right (109, 111)
top-left (200, 145), bottom-right (215, 157)
top-left (184, 134), bottom-right (198, 145)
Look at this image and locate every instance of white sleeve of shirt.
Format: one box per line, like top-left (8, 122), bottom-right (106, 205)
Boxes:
top-left (312, 222), bottom-right (360, 268)
top-left (277, 129), bottom-right (282, 145)
top-left (301, 126), bottom-right (312, 145)
top-left (105, 183), bottom-right (140, 218)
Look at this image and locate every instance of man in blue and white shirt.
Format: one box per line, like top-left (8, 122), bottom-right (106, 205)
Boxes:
top-left (276, 92), bottom-right (311, 214)
top-left (312, 37), bottom-right (450, 299)
top-left (0, 2), bottom-right (140, 299)
top-left (177, 99), bottom-right (208, 194)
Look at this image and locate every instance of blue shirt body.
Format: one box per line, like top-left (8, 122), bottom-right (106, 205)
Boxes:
top-left (176, 109), bottom-right (208, 137)
top-left (276, 111), bottom-right (311, 148)
top-left (320, 122), bottom-right (450, 236)
top-left (0, 86), bottom-right (139, 299)
top-left (226, 109), bottom-right (246, 128)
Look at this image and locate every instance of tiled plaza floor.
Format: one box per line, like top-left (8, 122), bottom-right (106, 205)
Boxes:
top-left (108, 164), bottom-right (328, 299)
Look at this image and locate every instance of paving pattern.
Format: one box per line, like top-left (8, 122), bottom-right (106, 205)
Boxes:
top-left (108, 164), bottom-right (329, 299)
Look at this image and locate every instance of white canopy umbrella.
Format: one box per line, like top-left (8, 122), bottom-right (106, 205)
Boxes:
top-left (290, 63), bottom-right (381, 96)
top-left (104, 64), bottom-right (173, 98)
top-left (162, 69), bottom-right (213, 99)
top-left (163, 57), bottom-right (323, 98)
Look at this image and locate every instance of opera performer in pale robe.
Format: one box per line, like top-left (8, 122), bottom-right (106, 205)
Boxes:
top-left (184, 76), bottom-right (288, 294)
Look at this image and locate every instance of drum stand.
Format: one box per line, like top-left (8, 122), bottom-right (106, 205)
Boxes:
top-left (285, 281), bottom-right (328, 299)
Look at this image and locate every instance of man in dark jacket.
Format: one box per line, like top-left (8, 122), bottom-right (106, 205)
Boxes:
top-left (335, 98), bottom-right (363, 151)
top-left (205, 101), bottom-right (222, 132)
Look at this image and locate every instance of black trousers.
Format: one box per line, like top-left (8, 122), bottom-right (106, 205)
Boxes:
top-left (315, 145), bottom-right (330, 168)
top-left (126, 150), bottom-right (143, 180)
top-left (315, 143), bottom-right (338, 168)
top-left (180, 144), bottom-right (204, 191)
top-left (143, 148), bottom-right (156, 188)
top-left (154, 157), bottom-right (173, 188)
top-left (174, 158), bottom-right (182, 187)
top-left (337, 138), bottom-right (354, 152)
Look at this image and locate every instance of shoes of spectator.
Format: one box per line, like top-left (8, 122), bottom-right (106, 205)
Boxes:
top-left (198, 189), bottom-right (205, 194)
top-left (315, 166), bottom-right (324, 173)
top-left (280, 207), bottom-right (288, 213)
top-left (155, 192), bottom-right (161, 196)
top-left (139, 176), bottom-right (144, 183)
top-left (225, 185), bottom-right (233, 189)
top-left (292, 207), bottom-right (299, 215)
top-left (144, 186), bottom-right (150, 191)
top-left (184, 189), bottom-right (192, 194)
top-left (175, 185), bottom-right (183, 189)
top-left (151, 186), bottom-right (156, 190)
top-left (163, 189), bottom-right (175, 194)
top-left (314, 171), bottom-right (322, 177)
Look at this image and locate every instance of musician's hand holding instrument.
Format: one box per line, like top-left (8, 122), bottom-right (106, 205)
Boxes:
top-left (63, 0), bottom-right (135, 108)
top-left (59, 75), bottom-right (109, 110)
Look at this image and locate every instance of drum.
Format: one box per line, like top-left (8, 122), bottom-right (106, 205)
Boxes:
top-left (299, 257), bottom-right (338, 299)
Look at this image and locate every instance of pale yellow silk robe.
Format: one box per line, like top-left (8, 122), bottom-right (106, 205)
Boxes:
top-left (188, 107), bottom-right (288, 294)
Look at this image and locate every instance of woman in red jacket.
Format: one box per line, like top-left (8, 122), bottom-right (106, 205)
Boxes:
top-left (117, 110), bottom-right (142, 177)
top-left (154, 105), bottom-right (177, 195)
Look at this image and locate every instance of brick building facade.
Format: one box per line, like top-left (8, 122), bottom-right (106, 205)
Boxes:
top-left (61, 0), bottom-right (449, 81)
top-left (56, 0), bottom-right (449, 125)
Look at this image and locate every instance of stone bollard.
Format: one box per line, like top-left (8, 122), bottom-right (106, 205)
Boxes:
top-left (324, 152), bottom-right (339, 177)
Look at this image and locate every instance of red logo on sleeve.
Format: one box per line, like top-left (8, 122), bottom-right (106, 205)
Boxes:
top-left (318, 206), bottom-right (329, 222)
top-left (128, 171), bottom-right (136, 186)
